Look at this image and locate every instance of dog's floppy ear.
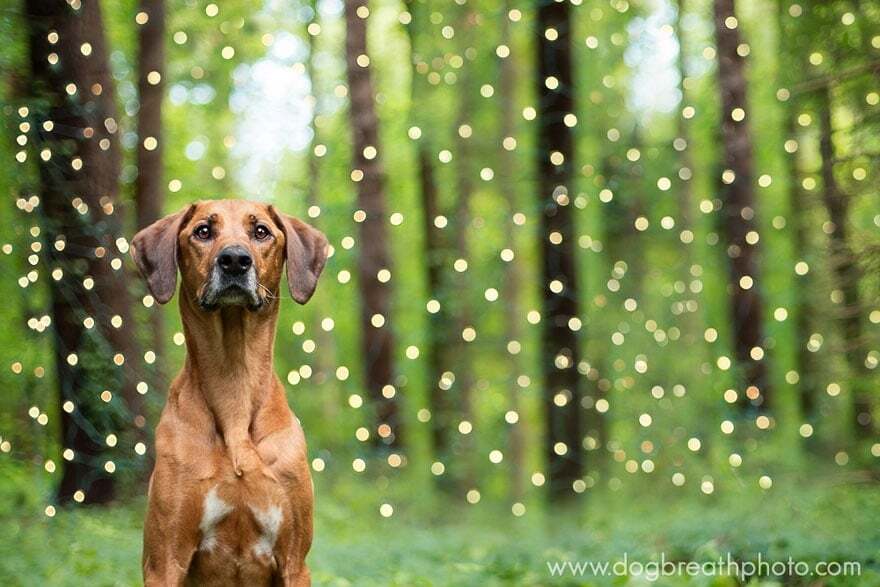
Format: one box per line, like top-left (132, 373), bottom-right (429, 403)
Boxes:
top-left (270, 206), bottom-right (329, 304)
top-left (130, 205), bottom-right (194, 304)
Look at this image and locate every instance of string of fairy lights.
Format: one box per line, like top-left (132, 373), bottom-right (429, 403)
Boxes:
top-left (2, 0), bottom-right (878, 520)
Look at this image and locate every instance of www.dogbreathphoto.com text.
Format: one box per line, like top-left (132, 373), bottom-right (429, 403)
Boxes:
top-left (546, 552), bottom-right (863, 582)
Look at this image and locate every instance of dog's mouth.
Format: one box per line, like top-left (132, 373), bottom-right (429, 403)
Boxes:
top-left (199, 270), bottom-right (263, 312)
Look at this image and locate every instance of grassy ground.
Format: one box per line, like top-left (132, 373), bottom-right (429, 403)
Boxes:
top-left (2, 469), bottom-right (880, 586)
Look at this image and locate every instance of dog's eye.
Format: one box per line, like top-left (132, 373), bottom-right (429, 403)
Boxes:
top-left (194, 225), bottom-right (211, 240)
top-left (254, 224), bottom-right (271, 241)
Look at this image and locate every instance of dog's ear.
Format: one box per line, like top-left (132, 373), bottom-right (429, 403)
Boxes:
top-left (269, 206), bottom-right (329, 304)
top-left (130, 205), bottom-right (194, 304)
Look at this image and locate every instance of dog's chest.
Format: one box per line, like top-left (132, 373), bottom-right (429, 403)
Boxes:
top-left (191, 476), bottom-right (289, 581)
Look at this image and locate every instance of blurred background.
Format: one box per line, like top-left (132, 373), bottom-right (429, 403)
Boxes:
top-left (1, 0), bottom-right (880, 584)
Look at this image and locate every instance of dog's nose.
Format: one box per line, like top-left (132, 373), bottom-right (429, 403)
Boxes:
top-left (217, 246), bottom-right (253, 276)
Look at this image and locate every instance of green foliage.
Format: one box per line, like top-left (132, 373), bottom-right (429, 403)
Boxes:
top-left (1, 0), bottom-right (879, 581)
top-left (1, 469), bottom-right (879, 585)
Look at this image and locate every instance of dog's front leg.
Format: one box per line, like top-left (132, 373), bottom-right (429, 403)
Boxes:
top-left (271, 495), bottom-right (313, 587)
top-left (142, 471), bottom-right (200, 586)
top-left (143, 555), bottom-right (193, 587)
top-left (272, 540), bottom-right (311, 587)
top-left (143, 524), bottom-right (196, 585)
top-left (274, 564), bottom-right (311, 587)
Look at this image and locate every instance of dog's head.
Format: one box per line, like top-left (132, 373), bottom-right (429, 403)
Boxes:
top-left (131, 199), bottom-right (328, 311)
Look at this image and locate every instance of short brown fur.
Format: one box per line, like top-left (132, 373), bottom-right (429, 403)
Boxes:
top-left (131, 200), bottom-right (328, 586)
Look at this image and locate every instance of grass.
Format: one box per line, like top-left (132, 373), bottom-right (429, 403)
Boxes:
top-left (2, 468), bottom-right (880, 586)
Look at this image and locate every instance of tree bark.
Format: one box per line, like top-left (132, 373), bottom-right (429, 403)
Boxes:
top-left (673, 0), bottom-right (702, 350)
top-left (304, 3), bottom-right (339, 420)
top-left (536, 0), bottom-right (583, 500)
top-left (774, 0), bottom-right (816, 432)
top-left (448, 5), bottom-right (477, 491)
top-left (712, 0), bottom-right (769, 409)
top-left (416, 145), bottom-right (453, 464)
top-left (404, 0), bottom-right (462, 485)
top-left (344, 0), bottom-right (401, 447)
top-left (674, 0), bottom-right (694, 236)
top-left (498, 0), bottom-right (526, 502)
top-left (26, 0), bottom-right (139, 504)
top-left (784, 115), bottom-right (817, 428)
top-left (817, 86), bottom-right (872, 437)
top-left (136, 0), bottom-right (166, 388)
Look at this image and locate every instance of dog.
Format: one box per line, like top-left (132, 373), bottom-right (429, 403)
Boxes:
top-left (131, 199), bottom-right (328, 586)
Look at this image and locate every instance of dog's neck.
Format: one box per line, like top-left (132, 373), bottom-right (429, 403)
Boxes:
top-left (178, 293), bottom-right (280, 471)
top-left (180, 295), bottom-right (278, 377)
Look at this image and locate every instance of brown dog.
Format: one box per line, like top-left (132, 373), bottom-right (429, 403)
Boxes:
top-left (131, 199), bottom-right (328, 586)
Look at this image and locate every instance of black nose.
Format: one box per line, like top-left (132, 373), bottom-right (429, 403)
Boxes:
top-left (217, 246), bottom-right (252, 276)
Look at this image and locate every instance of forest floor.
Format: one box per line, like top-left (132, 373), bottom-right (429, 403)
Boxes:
top-left (1, 468), bottom-right (879, 586)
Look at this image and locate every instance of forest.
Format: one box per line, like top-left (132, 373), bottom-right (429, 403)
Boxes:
top-left (1, 0), bottom-right (879, 584)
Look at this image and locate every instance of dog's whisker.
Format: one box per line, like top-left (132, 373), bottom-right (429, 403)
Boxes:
top-left (257, 283), bottom-right (278, 300)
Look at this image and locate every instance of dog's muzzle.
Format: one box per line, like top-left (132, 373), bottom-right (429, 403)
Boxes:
top-left (199, 245), bottom-right (262, 311)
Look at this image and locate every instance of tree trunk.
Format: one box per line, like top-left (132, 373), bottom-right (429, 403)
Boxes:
top-left (776, 0), bottom-right (816, 434)
top-left (136, 0), bottom-right (166, 389)
top-left (674, 0), bottom-right (694, 236)
top-left (817, 86), bottom-right (872, 437)
top-left (783, 115), bottom-right (817, 429)
top-left (448, 6), bottom-right (477, 491)
top-left (416, 145), bottom-right (453, 465)
top-left (305, 4), bottom-right (339, 421)
top-left (498, 0), bottom-right (526, 502)
top-left (536, 0), bottom-right (583, 500)
top-left (712, 0), bottom-right (769, 409)
top-left (344, 0), bottom-right (401, 447)
top-left (404, 0), bottom-right (462, 486)
top-left (621, 127), bottom-right (647, 296)
top-left (673, 0), bottom-right (701, 346)
top-left (26, 0), bottom-right (139, 504)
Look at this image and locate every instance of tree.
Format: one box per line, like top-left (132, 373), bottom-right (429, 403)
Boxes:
top-left (781, 0), bottom-right (880, 443)
top-left (674, 0), bottom-right (694, 239)
top-left (135, 0), bottom-right (166, 385)
top-left (783, 113), bottom-right (817, 429)
top-left (305, 1), bottom-right (339, 420)
top-left (343, 0), bottom-right (401, 447)
top-left (604, 127), bottom-right (647, 298)
top-left (26, 0), bottom-right (140, 503)
top-left (535, 0), bottom-right (583, 499)
top-left (403, 0), bottom-right (455, 480)
top-left (712, 0), bottom-right (769, 409)
top-left (816, 86), bottom-right (872, 438)
top-left (447, 3), bottom-right (477, 490)
top-left (498, 0), bottom-right (526, 501)
top-left (777, 0), bottom-right (817, 432)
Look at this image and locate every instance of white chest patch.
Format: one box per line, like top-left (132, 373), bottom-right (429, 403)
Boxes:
top-left (199, 486), bottom-right (233, 552)
top-left (249, 504), bottom-right (283, 558)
